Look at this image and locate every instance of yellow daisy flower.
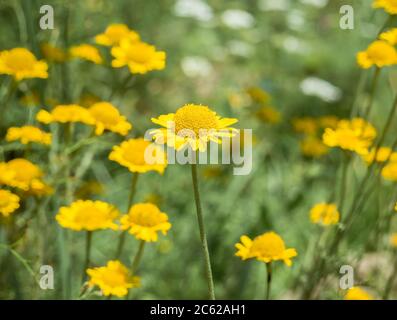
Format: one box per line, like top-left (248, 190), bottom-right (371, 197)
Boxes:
top-left (373, 0), bottom-right (397, 15)
top-left (235, 231), bottom-right (297, 266)
top-left (88, 102), bottom-right (132, 136)
top-left (357, 40), bottom-right (397, 69)
top-left (87, 260), bottom-right (140, 297)
top-left (55, 200), bottom-right (120, 231)
top-left (292, 117), bottom-right (318, 135)
top-left (41, 43), bottom-right (68, 63)
top-left (344, 287), bottom-right (374, 300)
top-left (0, 47), bottom-right (48, 81)
top-left (322, 118), bottom-right (377, 155)
top-left (120, 202), bottom-right (171, 242)
top-left (300, 136), bottom-right (329, 158)
top-left (36, 104), bottom-right (95, 125)
top-left (390, 233), bottom-right (397, 247)
top-left (382, 161), bottom-right (397, 181)
top-left (255, 106), bottom-right (281, 124)
top-left (0, 189), bottom-right (20, 217)
top-left (109, 138), bottom-right (167, 174)
top-left (111, 39), bottom-right (166, 74)
top-left (151, 104), bottom-right (238, 152)
top-left (69, 44), bottom-right (103, 64)
top-left (310, 203), bottom-right (340, 226)
top-left (380, 28), bottom-right (397, 45)
top-left (363, 146), bottom-right (395, 164)
top-left (6, 126), bottom-right (52, 145)
top-left (95, 23), bottom-right (140, 46)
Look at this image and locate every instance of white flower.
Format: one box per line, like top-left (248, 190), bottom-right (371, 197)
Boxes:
top-left (221, 9), bottom-right (255, 29)
top-left (259, 0), bottom-right (290, 11)
top-left (181, 56), bottom-right (213, 77)
top-left (300, 77), bottom-right (342, 103)
top-left (174, 0), bottom-right (213, 22)
top-left (227, 40), bottom-right (254, 57)
top-left (299, 0), bottom-right (328, 8)
top-left (280, 36), bottom-right (310, 54)
top-left (287, 10), bottom-right (305, 30)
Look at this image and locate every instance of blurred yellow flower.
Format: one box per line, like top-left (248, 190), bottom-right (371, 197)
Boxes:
top-left (95, 24), bottom-right (140, 46)
top-left (88, 102), bottom-right (132, 136)
top-left (70, 44), bottom-right (103, 64)
top-left (322, 118), bottom-right (376, 155)
top-left (56, 200), bottom-right (120, 231)
top-left (235, 231), bottom-right (297, 266)
top-left (6, 126), bottom-right (51, 145)
top-left (111, 39), bottom-right (166, 74)
top-left (363, 146), bottom-right (394, 164)
top-left (380, 28), bottom-right (397, 45)
top-left (357, 40), bottom-right (397, 69)
top-left (373, 0), bottom-right (397, 15)
top-left (87, 260), bottom-right (140, 297)
top-left (318, 115), bottom-right (339, 129)
top-left (390, 233), bottom-right (397, 247)
top-left (310, 203), bottom-right (340, 226)
top-left (41, 43), bottom-right (67, 63)
top-left (382, 161), bottom-right (397, 181)
top-left (37, 104), bottom-right (95, 125)
top-left (300, 136), bottom-right (329, 158)
top-left (120, 202), bottom-right (171, 242)
top-left (246, 87), bottom-right (271, 104)
top-left (109, 138), bottom-right (167, 174)
top-left (344, 287), bottom-right (374, 300)
top-left (0, 48), bottom-right (48, 81)
top-left (0, 189), bottom-right (20, 217)
top-left (151, 104), bottom-right (238, 152)
top-left (292, 117), bottom-right (317, 135)
top-left (255, 106), bottom-right (281, 124)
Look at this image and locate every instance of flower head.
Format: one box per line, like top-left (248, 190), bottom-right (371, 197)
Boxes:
top-left (357, 40), bottom-right (397, 69)
top-left (109, 138), bottom-right (167, 174)
top-left (382, 161), bottom-right (397, 181)
top-left (390, 233), bottom-right (397, 247)
top-left (300, 136), bottom-right (329, 158)
top-left (0, 48), bottom-right (48, 81)
top-left (310, 203), bottom-right (340, 226)
top-left (344, 287), bottom-right (374, 300)
top-left (37, 104), bottom-right (95, 125)
top-left (6, 126), bottom-right (51, 145)
top-left (56, 200), bottom-right (120, 231)
top-left (87, 260), bottom-right (140, 297)
top-left (0, 189), bottom-right (20, 217)
top-left (70, 44), bottom-right (103, 64)
top-left (380, 28), bottom-right (397, 45)
top-left (151, 104), bottom-right (238, 152)
top-left (255, 106), bottom-right (281, 124)
top-left (41, 43), bottom-right (68, 63)
top-left (235, 231), bottom-right (297, 266)
top-left (120, 202), bottom-right (171, 242)
top-left (322, 118), bottom-right (377, 155)
top-left (246, 87), bottom-right (271, 104)
top-left (95, 24), bottom-right (140, 46)
top-left (292, 117), bottom-right (318, 135)
top-left (88, 102), bottom-right (132, 136)
top-left (111, 39), bottom-right (166, 74)
top-left (363, 146), bottom-right (395, 164)
top-left (373, 0), bottom-right (397, 15)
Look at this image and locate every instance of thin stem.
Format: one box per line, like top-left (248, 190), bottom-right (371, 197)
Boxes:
top-left (191, 161), bottom-right (216, 300)
top-left (362, 67), bottom-right (380, 120)
top-left (265, 262), bottom-right (272, 300)
top-left (338, 152), bottom-right (349, 215)
top-left (131, 240), bottom-right (145, 273)
top-left (82, 231), bottom-right (92, 282)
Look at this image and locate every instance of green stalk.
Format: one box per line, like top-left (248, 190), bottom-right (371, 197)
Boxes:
top-left (265, 262), bottom-right (272, 300)
top-left (131, 240), bottom-right (145, 272)
top-left (82, 231), bottom-right (92, 282)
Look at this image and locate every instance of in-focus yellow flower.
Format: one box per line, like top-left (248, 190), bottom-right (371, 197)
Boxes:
top-left (6, 126), bottom-right (51, 145)
top-left (41, 43), bottom-right (67, 63)
top-left (318, 115), bottom-right (339, 129)
top-left (111, 39), bottom-right (166, 74)
top-left (292, 117), bottom-right (318, 135)
top-left (37, 104), bottom-right (95, 125)
top-left (246, 87), bottom-right (271, 104)
top-left (0, 48), bottom-right (48, 81)
top-left (373, 0), bottom-right (397, 15)
top-left (380, 28), bottom-right (397, 45)
top-left (95, 24), bottom-right (140, 46)
top-left (323, 118), bottom-right (377, 155)
top-left (300, 136), bottom-right (329, 158)
top-left (344, 287), bottom-right (374, 300)
top-left (390, 233), bottom-right (397, 247)
top-left (87, 260), bottom-right (140, 297)
top-left (88, 102), bottom-right (132, 136)
top-left (70, 44), bottom-right (103, 64)
top-left (109, 138), bottom-right (167, 174)
top-left (357, 40), bottom-right (397, 69)
top-left (255, 106), bottom-right (281, 124)
top-left (235, 231), bottom-right (297, 266)
top-left (120, 202), bottom-right (171, 242)
top-left (382, 161), bottom-right (397, 181)
top-left (0, 189), bottom-right (20, 217)
top-left (151, 104), bottom-right (238, 152)
top-left (363, 146), bottom-right (395, 164)
top-left (55, 200), bottom-right (120, 231)
top-left (310, 203), bottom-right (340, 226)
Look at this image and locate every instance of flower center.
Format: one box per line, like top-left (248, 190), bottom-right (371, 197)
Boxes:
top-left (122, 140), bottom-right (150, 165)
top-left (102, 270), bottom-right (127, 286)
top-left (6, 48), bottom-right (36, 70)
top-left (7, 159), bottom-right (41, 181)
top-left (127, 43), bottom-right (154, 63)
top-left (174, 104), bottom-right (218, 136)
top-left (130, 205), bottom-right (162, 227)
top-left (251, 233), bottom-right (286, 257)
top-left (90, 103), bottom-right (121, 125)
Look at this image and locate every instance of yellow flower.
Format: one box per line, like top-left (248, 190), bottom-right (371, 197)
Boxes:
top-left (55, 200), bottom-right (120, 231)
top-left (373, 0), bottom-right (397, 15)
top-left (111, 39), bottom-right (166, 74)
top-left (0, 189), bottom-right (20, 217)
top-left (109, 138), bottom-right (167, 174)
top-left (357, 40), bottom-right (397, 69)
top-left (246, 87), bottom-right (271, 104)
top-left (88, 102), bottom-right (132, 136)
top-left (318, 115), bottom-right (339, 129)
top-left (6, 126), bottom-right (52, 145)
top-left (322, 118), bottom-right (376, 155)
top-left (300, 136), bottom-right (329, 158)
top-left (235, 231), bottom-right (297, 266)
top-left (382, 161), bottom-right (397, 181)
top-left (310, 203), bottom-right (340, 226)
top-left (0, 48), bottom-right (48, 81)
top-left (380, 28), bottom-right (397, 45)
top-left (95, 24), bottom-right (140, 46)
top-left (120, 202), bottom-right (171, 242)
top-left (87, 260), bottom-right (140, 297)
top-left (255, 106), bottom-right (281, 124)
top-left (390, 233), bottom-right (397, 247)
top-left (151, 104), bottom-right (238, 152)
top-left (69, 44), bottom-right (103, 64)
top-left (41, 43), bottom-right (67, 63)
top-left (344, 287), bottom-right (374, 300)
top-left (292, 117), bottom-right (318, 135)
top-left (36, 104), bottom-right (95, 125)
top-left (363, 146), bottom-right (395, 164)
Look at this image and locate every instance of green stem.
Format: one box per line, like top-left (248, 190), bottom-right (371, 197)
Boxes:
top-left (131, 240), bottom-right (145, 273)
top-left (362, 67), bottom-right (380, 120)
top-left (82, 231), bottom-right (92, 282)
top-left (265, 262), bottom-right (272, 300)
top-left (338, 152), bottom-right (349, 215)
top-left (191, 162), bottom-right (216, 300)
